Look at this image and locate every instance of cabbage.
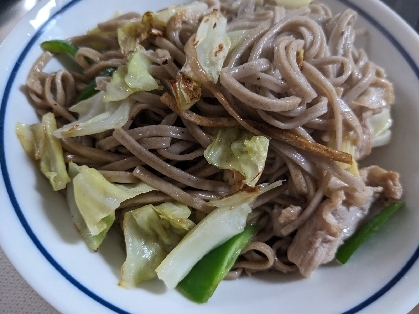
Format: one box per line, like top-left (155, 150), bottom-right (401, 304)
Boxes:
top-left (16, 112), bottom-right (70, 191)
top-left (339, 139), bottom-right (359, 177)
top-left (53, 91), bottom-right (132, 138)
top-left (369, 107), bottom-right (393, 147)
top-left (66, 162), bottom-right (113, 251)
top-left (117, 1), bottom-right (208, 54)
top-left (153, 202), bottom-right (195, 231)
top-left (171, 9), bottom-right (231, 111)
top-left (274, 0), bottom-right (313, 9)
top-left (156, 202), bottom-right (251, 289)
top-left (327, 132), bottom-right (359, 176)
top-left (117, 16), bottom-right (151, 55)
top-left (103, 67), bottom-right (134, 102)
top-left (125, 48), bottom-right (158, 90)
top-left (227, 30), bottom-right (248, 54)
top-left (70, 162), bottom-right (156, 236)
top-left (204, 127), bottom-right (270, 187)
top-left (153, 1), bottom-right (208, 26)
top-left (194, 10), bottom-right (231, 83)
top-left (120, 202), bottom-right (195, 288)
top-left (104, 47), bottom-right (159, 102)
top-left (169, 72), bottom-right (202, 111)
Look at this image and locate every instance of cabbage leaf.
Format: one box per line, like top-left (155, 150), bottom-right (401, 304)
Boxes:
top-left (369, 107), bottom-right (393, 147)
top-left (204, 127), bottom-right (269, 186)
top-left (117, 16), bottom-right (151, 55)
top-left (53, 91), bottom-right (132, 138)
top-left (16, 112), bottom-right (70, 191)
top-left (70, 162), bottom-right (156, 236)
top-left (327, 132), bottom-right (359, 176)
top-left (194, 9), bottom-right (231, 83)
top-left (227, 30), bottom-right (248, 55)
top-left (156, 202), bottom-right (251, 289)
top-left (120, 202), bottom-right (195, 288)
top-left (117, 1), bottom-right (208, 54)
top-left (66, 162), bottom-right (113, 251)
top-left (171, 9), bottom-right (231, 111)
top-left (153, 1), bottom-right (208, 26)
top-left (104, 47), bottom-right (159, 102)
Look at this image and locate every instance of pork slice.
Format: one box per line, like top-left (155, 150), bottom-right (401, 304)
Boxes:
top-left (359, 165), bottom-right (402, 199)
top-left (278, 205), bottom-right (303, 227)
top-left (287, 165), bottom-right (402, 277)
top-left (287, 190), bottom-right (370, 277)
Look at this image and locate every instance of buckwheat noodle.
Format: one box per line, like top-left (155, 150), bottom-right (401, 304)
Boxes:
top-left (25, 0), bottom-right (401, 278)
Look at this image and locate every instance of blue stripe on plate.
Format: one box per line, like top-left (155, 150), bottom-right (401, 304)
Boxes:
top-left (0, 0), bottom-right (418, 313)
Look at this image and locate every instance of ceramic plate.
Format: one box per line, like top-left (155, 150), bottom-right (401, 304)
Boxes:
top-left (1, 0), bottom-right (419, 313)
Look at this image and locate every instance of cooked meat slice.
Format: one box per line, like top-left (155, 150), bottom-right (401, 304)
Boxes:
top-left (287, 191), bottom-right (368, 277)
top-left (359, 165), bottom-right (402, 199)
top-left (287, 166), bottom-right (402, 277)
top-left (278, 205), bottom-right (302, 227)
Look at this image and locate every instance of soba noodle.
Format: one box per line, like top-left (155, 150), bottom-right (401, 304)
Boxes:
top-left (20, 0), bottom-right (403, 288)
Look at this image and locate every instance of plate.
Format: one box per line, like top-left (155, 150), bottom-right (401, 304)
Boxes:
top-left (1, 0), bottom-right (419, 313)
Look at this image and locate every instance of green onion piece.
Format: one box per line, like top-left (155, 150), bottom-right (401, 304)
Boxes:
top-left (335, 200), bottom-right (405, 264)
top-left (177, 225), bottom-right (258, 303)
top-left (41, 40), bottom-right (79, 57)
top-left (76, 67), bottom-right (117, 103)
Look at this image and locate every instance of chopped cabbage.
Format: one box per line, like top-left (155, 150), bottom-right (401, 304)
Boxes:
top-left (71, 162), bottom-right (156, 236)
top-left (327, 132), bottom-right (359, 176)
top-left (53, 91), bottom-right (132, 138)
top-left (117, 16), bottom-right (151, 55)
top-left (117, 2), bottom-right (208, 54)
top-left (125, 48), bottom-right (158, 90)
top-left (153, 1), bottom-right (208, 26)
top-left (204, 127), bottom-right (270, 186)
top-left (227, 30), bottom-right (248, 55)
top-left (369, 107), bottom-right (393, 147)
top-left (104, 48), bottom-right (159, 102)
top-left (16, 112), bottom-right (70, 191)
top-left (156, 202), bottom-right (251, 289)
top-left (170, 9), bottom-right (231, 111)
top-left (120, 202), bottom-right (195, 288)
top-left (66, 162), bottom-right (113, 251)
top-left (153, 202), bottom-right (195, 231)
top-left (170, 72), bottom-right (202, 111)
top-left (103, 67), bottom-right (133, 102)
top-left (274, 0), bottom-right (313, 9)
top-left (194, 9), bottom-right (231, 83)
top-left (332, 132), bottom-right (359, 176)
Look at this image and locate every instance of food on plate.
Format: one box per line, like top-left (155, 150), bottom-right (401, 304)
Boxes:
top-left (16, 0), bottom-right (403, 302)
top-left (335, 200), bottom-right (405, 264)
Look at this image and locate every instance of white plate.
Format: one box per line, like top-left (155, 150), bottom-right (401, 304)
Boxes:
top-left (1, 0), bottom-right (419, 313)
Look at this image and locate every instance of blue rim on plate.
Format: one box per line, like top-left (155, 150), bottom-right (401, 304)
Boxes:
top-left (0, 0), bottom-right (418, 313)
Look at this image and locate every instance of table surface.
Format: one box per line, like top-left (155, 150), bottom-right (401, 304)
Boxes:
top-left (1, 0), bottom-right (419, 313)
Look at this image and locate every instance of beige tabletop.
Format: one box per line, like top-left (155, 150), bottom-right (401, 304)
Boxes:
top-left (1, 1), bottom-right (419, 313)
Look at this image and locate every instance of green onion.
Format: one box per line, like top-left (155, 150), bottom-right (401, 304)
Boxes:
top-left (41, 40), bottom-right (79, 57)
top-left (177, 225), bottom-right (258, 303)
top-left (335, 200), bottom-right (405, 264)
top-left (76, 67), bottom-right (117, 103)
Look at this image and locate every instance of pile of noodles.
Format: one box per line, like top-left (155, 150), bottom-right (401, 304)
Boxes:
top-left (25, 0), bottom-right (396, 278)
